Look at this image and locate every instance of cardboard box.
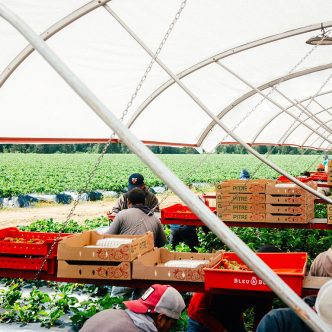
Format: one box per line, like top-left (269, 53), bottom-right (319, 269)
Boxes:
top-left (265, 213), bottom-right (313, 223)
top-left (218, 203), bottom-right (266, 213)
top-left (265, 194), bottom-right (312, 205)
top-left (132, 248), bottom-right (221, 282)
top-left (266, 204), bottom-right (314, 215)
top-left (327, 214), bottom-right (332, 224)
top-left (219, 213), bottom-right (266, 222)
top-left (216, 180), bottom-right (269, 194)
top-left (57, 260), bottom-right (131, 280)
top-left (327, 204), bottom-right (332, 224)
top-left (57, 231), bottom-right (154, 262)
top-left (266, 182), bottom-right (317, 196)
top-left (217, 194), bottom-right (266, 204)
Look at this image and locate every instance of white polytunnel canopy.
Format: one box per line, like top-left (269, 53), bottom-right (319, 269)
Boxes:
top-left (1, 0), bottom-right (332, 151)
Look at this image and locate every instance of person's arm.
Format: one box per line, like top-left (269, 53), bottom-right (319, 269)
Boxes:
top-left (111, 195), bottom-right (128, 214)
top-left (155, 222), bottom-right (166, 247)
top-left (150, 194), bottom-right (160, 213)
top-left (188, 294), bottom-right (228, 332)
top-left (104, 215), bottom-right (121, 234)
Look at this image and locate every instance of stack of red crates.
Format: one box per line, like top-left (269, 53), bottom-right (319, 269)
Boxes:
top-left (0, 227), bottom-right (72, 275)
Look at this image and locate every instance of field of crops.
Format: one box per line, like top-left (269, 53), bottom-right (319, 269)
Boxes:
top-left (0, 153), bottom-right (323, 197)
top-left (0, 153), bottom-right (331, 331)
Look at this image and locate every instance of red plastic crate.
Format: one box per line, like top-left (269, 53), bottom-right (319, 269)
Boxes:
top-left (277, 175), bottom-right (312, 183)
top-left (0, 256), bottom-right (56, 274)
top-left (277, 173), bottom-right (328, 183)
top-left (309, 172), bottom-right (327, 182)
top-left (204, 252), bottom-right (307, 295)
top-left (0, 227), bottom-right (72, 258)
top-left (161, 203), bottom-right (216, 220)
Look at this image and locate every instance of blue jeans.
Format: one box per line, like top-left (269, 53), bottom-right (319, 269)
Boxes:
top-left (187, 318), bottom-right (211, 332)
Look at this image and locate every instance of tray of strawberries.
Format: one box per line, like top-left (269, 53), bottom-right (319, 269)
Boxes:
top-left (204, 251), bottom-right (307, 295)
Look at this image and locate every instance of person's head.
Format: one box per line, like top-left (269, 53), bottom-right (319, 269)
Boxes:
top-left (301, 171), bottom-right (311, 177)
top-left (239, 169), bottom-right (250, 180)
top-left (257, 244), bottom-right (282, 253)
top-left (124, 284), bottom-right (185, 332)
top-left (128, 173), bottom-right (145, 191)
top-left (310, 248), bottom-right (332, 277)
top-left (128, 188), bottom-right (146, 206)
top-left (317, 163), bottom-right (325, 171)
top-left (315, 279), bottom-right (332, 329)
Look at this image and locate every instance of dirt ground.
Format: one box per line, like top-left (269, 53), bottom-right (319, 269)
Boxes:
top-left (0, 195), bottom-right (183, 228)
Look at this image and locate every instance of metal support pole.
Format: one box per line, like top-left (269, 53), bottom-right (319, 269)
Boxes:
top-left (0, 4), bottom-right (330, 332)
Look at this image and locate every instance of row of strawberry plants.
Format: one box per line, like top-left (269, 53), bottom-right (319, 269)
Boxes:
top-left (0, 153), bottom-right (322, 197)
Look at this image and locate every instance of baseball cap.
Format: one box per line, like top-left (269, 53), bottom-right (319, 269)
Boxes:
top-left (124, 284), bottom-right (185, 320)
top-left (316, 279), bottom-right (332, 329)
top-left (128, 173), bottom-right (144, 191)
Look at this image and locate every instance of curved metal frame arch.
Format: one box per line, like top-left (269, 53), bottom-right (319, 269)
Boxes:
top-left (303, 116), bottom-right (332, 150)
top-left (252, 90), bottom-right (332, 144)
top-left (0, 0), bottom-right (111, 88)
top-left (127, 21), bottom-right (332, 129)
top-left (198, 64), bottom-right (332, 147)
top-left (284, 101), bottom-right (332, 145)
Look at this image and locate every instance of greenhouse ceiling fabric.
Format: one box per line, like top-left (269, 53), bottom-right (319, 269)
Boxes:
top-left (1, 0), bottom-right (332, 151)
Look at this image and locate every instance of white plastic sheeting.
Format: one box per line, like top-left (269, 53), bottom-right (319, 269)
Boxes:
top-left (0, 0), bottom-right (332, 151)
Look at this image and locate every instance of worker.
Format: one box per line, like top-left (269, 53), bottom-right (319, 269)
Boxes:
top-left (80, 284), bottom-right (186, 332)
top-left (323, 155), bottom-right (329, 172)
top-left (317, 163), bottom-right (325, 172)
top-left (106, 187), bottom-right (166, 248)
top-left (256, 279), bottom-right (332, 331)
top-left (112, 173), bottom-right (159, 215)
top-left (187, 245), bottom-right (281, 332)
top-left (106, 187), bottom-right (166, 299)
top-left (309, 247), bottom-right (332, 277)
top-left (239, 169), bottom-right (250, 180)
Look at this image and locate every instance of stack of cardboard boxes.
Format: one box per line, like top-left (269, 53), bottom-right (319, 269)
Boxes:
top-left (57, 231), bottom-right (154, 280)
top-left (216, 180), bottom-right (316, 224)
top-left (265, 181), bottom-right (316, 223)
top-left (327, 204), bottom-right (332, 225)
top-left (57, 231), bottom-right (221, 281)
top-left (328, 160), bottom-right (332, 186)
top-left (216, 180), bottom-right (269, 222)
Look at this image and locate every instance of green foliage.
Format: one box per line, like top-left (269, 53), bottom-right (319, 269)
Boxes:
top-left (315, 203), bottom-right (327, 218)
top-left (70, 294), bottom-right (124, 330)
top-left (197, 227), bottom-right (332, 265)
top-left (0, 154), bottom-right (323, 197)
top-left (19, 217), bottom-right (109, 233)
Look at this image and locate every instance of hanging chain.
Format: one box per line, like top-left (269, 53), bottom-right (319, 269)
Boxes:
top-left (34, 0), bottom-right (188, 280)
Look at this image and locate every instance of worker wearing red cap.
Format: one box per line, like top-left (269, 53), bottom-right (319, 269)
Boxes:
top-left (80, 284), bottom-right (185, 332)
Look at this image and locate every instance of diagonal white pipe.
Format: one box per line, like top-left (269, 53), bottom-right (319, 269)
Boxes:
top-left (0, 4), bottom-right (330, 332)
